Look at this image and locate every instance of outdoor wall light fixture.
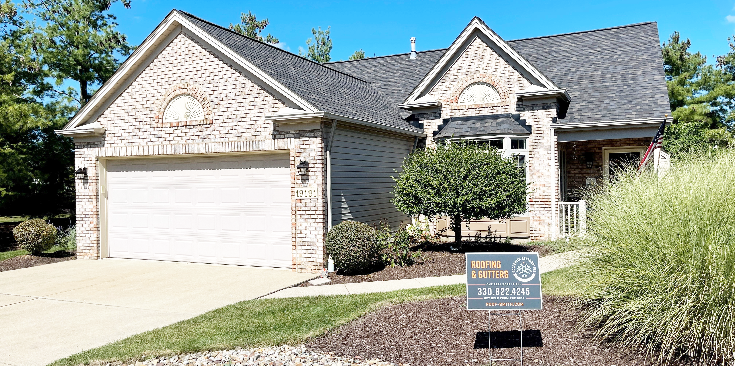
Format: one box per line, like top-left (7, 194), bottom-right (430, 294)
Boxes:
top-left (75, 167), bottom-right (88, 180)
top-left (584, 152), bottom-right (595, 168)
top-left (297, 160), bottom-right (310, 176)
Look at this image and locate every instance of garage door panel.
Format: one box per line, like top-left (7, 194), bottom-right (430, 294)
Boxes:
top-left (106, 154), bottom-right (292, 268)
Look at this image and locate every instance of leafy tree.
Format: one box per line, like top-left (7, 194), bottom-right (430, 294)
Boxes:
top-left (0, 0), bottom-right (75, 216)
top-left (661, 32), bottom-right (735, 155)
top-left (303, 26), bottom-right (331, 63)
top-left (349, 49), bottom-right (365, 60)
top-left (392, 141), bottom-right (527, 245)
top-left (229, 10), bottom-right (279, 44)
top-left (24, 0), bottom-right (133, 106)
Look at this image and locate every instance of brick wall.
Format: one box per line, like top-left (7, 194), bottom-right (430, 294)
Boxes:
top-left (73, 30), bottom-right (327, 272)
top-left (560, 137), bottom-right (650, 200)
top-left (280, 126), bottom-right (328, 272)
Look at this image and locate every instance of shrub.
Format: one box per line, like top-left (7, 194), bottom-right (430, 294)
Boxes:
top-left (392, 141), bottom-right (527, 245)
top-left (577, 151), bottom-right (735, 364)
top-left (379, 225), bottom-right (421, 267)
top-left (12, 218), bottom-right (57, 255)
top-left (55, 225), bottom-right (76, 252)
top-left (326, 221), bottom-right (382, 274)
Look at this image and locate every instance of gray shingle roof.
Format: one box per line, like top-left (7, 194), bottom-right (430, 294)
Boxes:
top-left (508, 22), bottom-right (671, 124)
top-left (176, 11), bottom-right (421, 133)
top-left (178, 10), bottom-right (669, 132)
top-left (325, 49), bottom-right (446, 107)
top-left (435, 113), bottom-right (532, 139)
top-left (328, 22), bottom-right (671, 126)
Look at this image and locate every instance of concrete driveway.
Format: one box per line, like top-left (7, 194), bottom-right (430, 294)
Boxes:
top-left (0, 259), bottom-right (314, 366)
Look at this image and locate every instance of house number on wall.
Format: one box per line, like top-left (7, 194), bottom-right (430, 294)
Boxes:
top-left (296, 185), bottom-right (318, 199)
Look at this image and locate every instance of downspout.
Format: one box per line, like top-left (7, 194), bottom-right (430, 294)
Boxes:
top-left (550, 124), bottom-right (558, 240)
top-left (327, 120), bottom-right (337, 230)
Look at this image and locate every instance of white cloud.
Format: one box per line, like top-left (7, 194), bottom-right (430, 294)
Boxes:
top-left (727, 14), bottom-right (735, 23)
top-left (272, 42), bottom-right (288, 51)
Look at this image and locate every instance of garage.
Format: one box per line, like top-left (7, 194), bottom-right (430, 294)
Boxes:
top-left (103, 153), bottom-right (292, 268)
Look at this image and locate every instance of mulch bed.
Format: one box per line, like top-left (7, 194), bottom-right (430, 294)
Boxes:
top-left (317, 241), bottom-right (553, 285)
top-left (307, 295), bottom-right (691, 366)
top-left (0, 251), bottom-right (76, 272)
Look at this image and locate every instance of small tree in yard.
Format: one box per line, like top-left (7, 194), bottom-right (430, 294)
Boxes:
top-left (392, 141), bottom-right (527, 245)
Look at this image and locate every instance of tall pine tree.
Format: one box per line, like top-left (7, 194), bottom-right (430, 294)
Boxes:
top-left (662, 32), bottom-right (735, 155)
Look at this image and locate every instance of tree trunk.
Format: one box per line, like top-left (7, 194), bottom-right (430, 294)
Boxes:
top-left (80, 80), bottom-right (89, 106)
top-left (453, 214), bottom-right (462, 246)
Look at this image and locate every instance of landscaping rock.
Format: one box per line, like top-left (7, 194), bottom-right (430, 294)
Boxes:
top-left (104, 345), bottom-right (405, 366)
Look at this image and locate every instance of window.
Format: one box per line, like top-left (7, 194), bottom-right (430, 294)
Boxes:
top-left (457, 82), bottom-right (501, 105)
top-left (511, 138), bottom-right (526, 150)
top-left (163, 94), bottom-right (204, 123)
top-left (465, 137), bottom-right (529, 177)
top-left (603, 146), bottom-right (646, 182)
top-left (488, 139), bottom-right (503, 149)
top-left (513, 154), bottom-right (526, 178)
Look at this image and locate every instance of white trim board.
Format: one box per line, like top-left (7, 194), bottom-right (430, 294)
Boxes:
top-left (404, 17), bottom-right (560, 105)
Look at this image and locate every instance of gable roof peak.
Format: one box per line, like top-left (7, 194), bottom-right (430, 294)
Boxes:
top-left (403, 15), bottom-right (562, 105)
top-left (172, 10), bottom-right (371, 84)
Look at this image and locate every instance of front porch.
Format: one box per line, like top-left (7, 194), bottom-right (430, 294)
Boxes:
top-left (432, 136), bottom-right (655, 241)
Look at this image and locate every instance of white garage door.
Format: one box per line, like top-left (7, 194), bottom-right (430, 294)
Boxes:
top-left (105, 153), bottom-right (292, 268)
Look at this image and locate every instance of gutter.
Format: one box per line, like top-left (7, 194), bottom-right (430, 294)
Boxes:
top-left (551, 116), bottom-right (670, 130)
top-left (266, 111), bottom-right (425, 137)
top-left (326, 120), bottom-right (337, 231)
top-left (55, 123), bottom-right (106, 137)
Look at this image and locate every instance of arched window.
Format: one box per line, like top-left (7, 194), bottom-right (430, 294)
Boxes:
top-left (457, 82), bottom-right (501, 105)
top-left (162, 94), bottom-right (204, 123)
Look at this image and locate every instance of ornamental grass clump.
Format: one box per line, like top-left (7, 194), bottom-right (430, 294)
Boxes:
top-left (578, 151), bottom-right (735, 364)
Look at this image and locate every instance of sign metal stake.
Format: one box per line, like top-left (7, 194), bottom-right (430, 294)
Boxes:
top-left (488, 310), bottom-right (524, 366)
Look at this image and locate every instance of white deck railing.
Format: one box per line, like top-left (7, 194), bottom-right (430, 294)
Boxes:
top-left (559, 200), bottom-right (586, 236)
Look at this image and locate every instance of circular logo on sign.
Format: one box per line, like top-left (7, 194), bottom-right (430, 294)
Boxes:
top-left (512, 256), bottom-right (537, 283)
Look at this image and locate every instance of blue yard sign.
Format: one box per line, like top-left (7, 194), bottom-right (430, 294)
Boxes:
top-left (466, 252), bottom-right (542, 311)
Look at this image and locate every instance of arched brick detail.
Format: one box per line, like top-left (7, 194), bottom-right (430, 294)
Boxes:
top-left (154, 82), bottom-right (214, 127)
top-left (447, 74), bottom-right (511, 109)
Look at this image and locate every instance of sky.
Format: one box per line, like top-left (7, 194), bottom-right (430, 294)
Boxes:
top-left (107, 0), bottom-right (735, 64)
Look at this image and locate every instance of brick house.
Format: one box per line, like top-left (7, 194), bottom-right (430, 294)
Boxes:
top-left (58, 11), bottom-right (670, 272)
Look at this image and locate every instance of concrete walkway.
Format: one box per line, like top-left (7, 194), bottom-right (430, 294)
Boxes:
top-left (264, 251), bottom-right (579, 299)
top-left (0, 259), bottom-right (313, 366)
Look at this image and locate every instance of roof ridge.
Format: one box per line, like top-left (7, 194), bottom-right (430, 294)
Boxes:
top-left (326, 48), bottom-right (448, 64)
top-left (508, 21), bottom-right (657, 42)
top-left (326, 21), bottom-right (658, 64)
top-left (174, 9), bottom-right (374, 85)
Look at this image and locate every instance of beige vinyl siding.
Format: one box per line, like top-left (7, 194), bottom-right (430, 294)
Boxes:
top-left (330, 127), bottom-right (414, 228)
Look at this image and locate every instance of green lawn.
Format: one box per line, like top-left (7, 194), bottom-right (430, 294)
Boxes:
top-left (540, 265), bottom-right (583, 296)
top-left (52, 285), bottom-right (464, 365)
top-left (0, 216), bottom-right (26, 224)
top-left (0, 246), bottom-right (70, 261)
top-left (0, 249), bottom-right (27, 261)
top-left (51, 266), bottom-right (581, 366)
